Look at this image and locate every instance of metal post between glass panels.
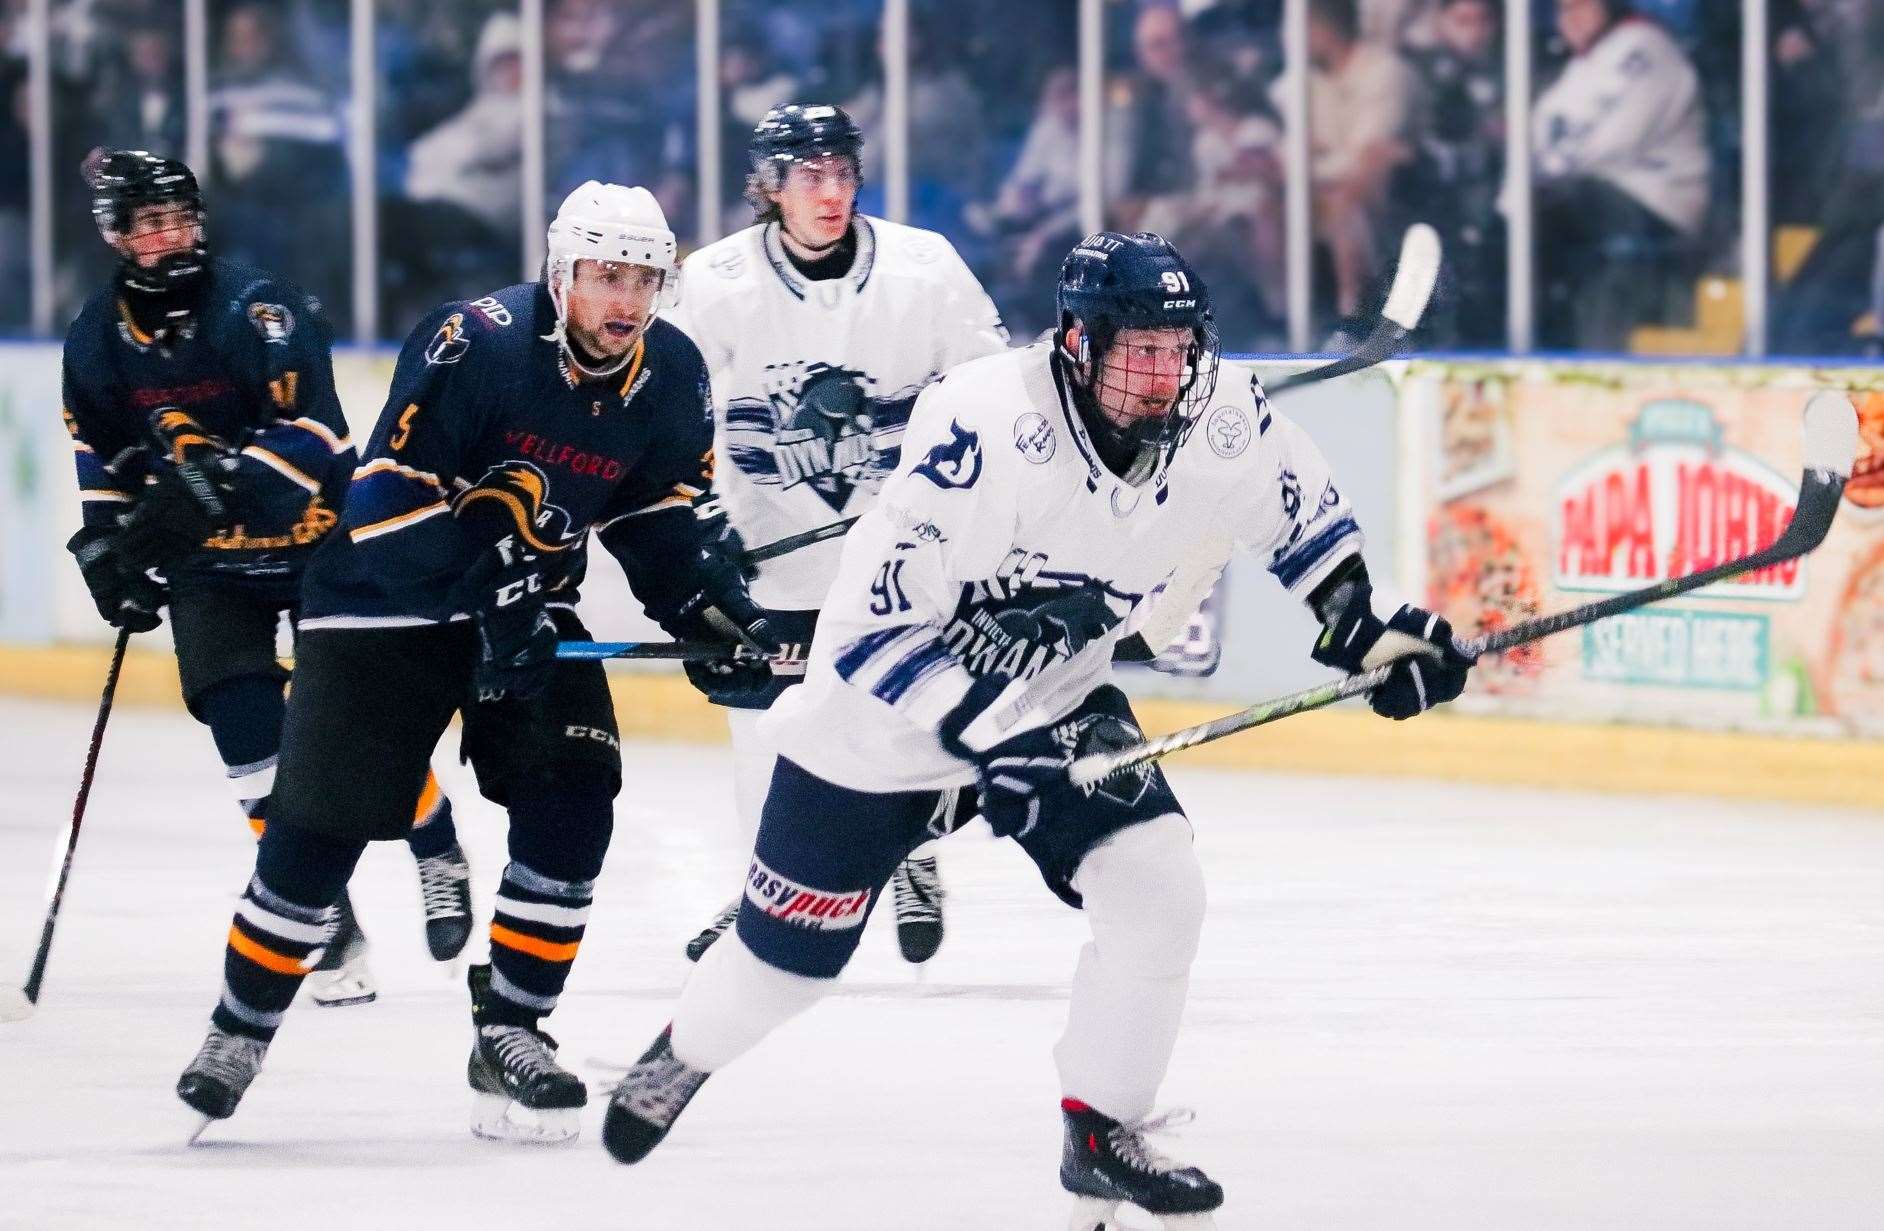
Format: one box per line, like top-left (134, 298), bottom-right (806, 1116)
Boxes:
top-left (884, 0), bottom-right (910, 225)
top-left (1505, 0), bottom-right (1533, 354)
top-left (520, 0), bottom-right (546, 281)
top-left (1283, 0), bottom-right (1310, 353)
top-left (1742, 0), bottom-right (1769, 358)
top-left (696, 0), bottom-right (721, 245)
top-left (350, 0), bottom-right (377, 346)
top-left (1076, 0), bottom-right (1101, 240)
top-left (27, 0), bottom-right (52, 336)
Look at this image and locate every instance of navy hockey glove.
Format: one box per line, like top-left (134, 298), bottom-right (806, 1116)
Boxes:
top-left (118, 411), bottom-right (240, 570)
top-left (1311, 602), bottom-right (1474, 720)
top-left (670, 502), bottom-right (777, 655)
top-left (455, 536), bottom-right (558, 703)
top-left (682, 650), bottom-right (779, 708)
top-left (939, 681), bottom-right (1074, 839)
top-left (67, 527), bottom-right (164, 633)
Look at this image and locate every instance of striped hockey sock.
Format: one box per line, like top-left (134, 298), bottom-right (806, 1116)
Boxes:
top-left (484, 861), bottom-right (593, 1026)
top-left (224, 752), bottom-right (276, 837)
top-left (211, 875), bottom-right (333, 1041)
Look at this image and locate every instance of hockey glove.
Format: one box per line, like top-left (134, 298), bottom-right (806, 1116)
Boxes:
top-left (939, 680), bottom-right (1074, 839)
top-left (456, 536), bottom-right (558, 703)
top-left (66, 527), bottom-right (165, 633)
top-left (682, 650), bottom-right (779, 709)
top-left (118, 412), bottom-right (240, 570)
top-left (1311, 601), bottom-right (1474, 720)
top-left (669, 504), bottom-right (777, 654)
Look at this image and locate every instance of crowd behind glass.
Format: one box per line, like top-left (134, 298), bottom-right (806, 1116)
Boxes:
top-left (4, 0), bottom-right (1882, 358)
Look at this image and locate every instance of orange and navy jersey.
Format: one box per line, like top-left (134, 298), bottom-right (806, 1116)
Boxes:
top-left (301, 281), bottom-right (718, 629)
top-left (61, 258), bottom-right (356, 581)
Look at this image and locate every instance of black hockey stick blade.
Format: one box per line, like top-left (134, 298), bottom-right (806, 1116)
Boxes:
top-left (1071, 391), bottom-right (1858, 786)
top-left (1264, 223), bottom-right (1441, 397)
top-left (744, 515), bottom-right (859, 564)
top-left (6, 628), bottom-right (131, 1020)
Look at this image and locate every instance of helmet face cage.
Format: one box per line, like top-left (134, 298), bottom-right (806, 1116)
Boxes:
top-left (85, 149), bottom-right (204, 249)
top-left (1056, 232), bottom-right (1220, 473)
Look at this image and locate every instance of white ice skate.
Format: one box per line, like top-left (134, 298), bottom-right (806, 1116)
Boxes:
top-left (301, 891), bottom-right (377, 1008)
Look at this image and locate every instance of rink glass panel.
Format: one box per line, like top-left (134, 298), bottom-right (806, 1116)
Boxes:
top-left (543, 0), bottom-right (699, 252)
top-left (1100, 0), bottom-right (1292, 354)
top-left (907, 0), bottom-right (1075, 343)
top-left (377, 0), bottom-right (522, 344)
top-left (47, 0), bottom-right (190, 330)
top-left (204, 0), bottom-right (355, 334)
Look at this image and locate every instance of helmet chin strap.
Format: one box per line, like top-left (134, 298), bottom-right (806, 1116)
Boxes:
top-left (544, 266), bottom-right (636, 381)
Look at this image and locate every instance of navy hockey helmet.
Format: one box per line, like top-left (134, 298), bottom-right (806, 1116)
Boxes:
top-left (750, 103), bottom-right (864, 173)
top-left (1055, 231), bottom-right (1220, 482)
top-left (83, 148), bottom-right (209, 308)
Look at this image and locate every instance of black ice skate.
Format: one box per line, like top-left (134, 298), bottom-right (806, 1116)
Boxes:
top-left (683, 898), bottom-right (740, 962)
top-left (176, 1024), bottom-right (270, 1141)
top-left (302, 889), bottom-right (376, 1007)
top-left (602, 1026), bottom-right (711, 1164)
top-left (1060, 1100), bottom-right (1223, 1230)
top-left (415, 843), bottom-right (474, 961)
top-left (891, 853), bottom-right (945, 963)
top-left (465, 963), bottom-right (587, 1143)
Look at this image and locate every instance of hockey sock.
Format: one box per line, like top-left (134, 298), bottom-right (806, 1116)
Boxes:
top-left (196, 674), bottom-right (287, 836)
top-left (404, 768), bottom-right (459, 859)
top-left (483, 767), bottom-right (615, 1027)
top-left (671, 930), bottom-right (831, 1071)
top-left (213, 822), bottom-right (367, 1041)
top-left (1053, 815), bottom-right (1204, 1122)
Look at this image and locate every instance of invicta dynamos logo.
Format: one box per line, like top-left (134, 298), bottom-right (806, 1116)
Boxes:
top-left (727, 363), bottom-right (908, 513)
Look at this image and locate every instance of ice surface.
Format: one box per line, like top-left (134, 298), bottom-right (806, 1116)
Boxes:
top-left (2, 696), bottom-right (1881, 1230)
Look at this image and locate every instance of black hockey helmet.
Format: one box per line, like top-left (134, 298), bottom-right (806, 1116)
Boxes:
top-left (83, 148), bottom-right (209, 310)
top-left (1055, 231), bottom-right (1220, 482)
top-left (750, 103), bottom-right (864, 172)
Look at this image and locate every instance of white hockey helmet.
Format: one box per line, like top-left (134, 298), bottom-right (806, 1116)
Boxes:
top-left (543, 181), bottom-right (679, 376)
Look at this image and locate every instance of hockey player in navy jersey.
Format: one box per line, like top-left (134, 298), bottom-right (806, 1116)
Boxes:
top-left (668, 103), bottom-right (1009, 966)
top-left (58, 150), bottom-right (471, 1003)
top-left (173, 181), bottom-right (776, 1145)
top-left (601, 233), bottom-right (1475, 1226)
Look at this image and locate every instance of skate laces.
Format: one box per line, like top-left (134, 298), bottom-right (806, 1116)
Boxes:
top-left (613, 1041), bottom-right (708, 1128)
top-left (416, 850), bottom-right (470, 919)
top-left (892, 857), bottom-right (942, 923)
top-left (1108, 1108), bottom-right (1198, 1175)
top-left (482, 1024), bottom-right (564, 1082)
top-left (190, 1029), bottom-right (268, 1089)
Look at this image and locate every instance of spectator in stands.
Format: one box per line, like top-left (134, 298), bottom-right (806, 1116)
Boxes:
top-left (208, 2), bottom-right (351, 329)
top-left (1305, 0), bottom-right (1416, 323)
top-left (0, 63), bottom-right (27, 331)
top-left (404, 13), bottom-right (522, 239)
top-left (1400, 0), bottom-right (1504, 346)
top-left (1530, 0), bottom-right (1707, 351)
top-left (971, 66), bottom-right (1083, 338)
top-left (1108, 4), bottom-right (1196, 227)
top-left (101, 22), bottom-right (183, 155)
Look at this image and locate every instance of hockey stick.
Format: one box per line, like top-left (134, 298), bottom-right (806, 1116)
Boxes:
top-left (1069, 391), bottom-right (1860, 787)
top-left (1262, 223), bottom-right (1441, 397)
top-left (744, 515), bottom-right (857, 565)
top-left (1, 627), bottom-right (130, 1023)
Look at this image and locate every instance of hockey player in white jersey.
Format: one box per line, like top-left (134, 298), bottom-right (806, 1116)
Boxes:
top-left (667, 103), bottom-right (1008, 965)
top-left (601, 232), bottom-right (1474, 1224)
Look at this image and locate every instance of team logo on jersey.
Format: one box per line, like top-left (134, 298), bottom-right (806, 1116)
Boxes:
top-left (744, 856), bottom-right (872, 931)
top-left (247, 302), bottom-right (294, 344)
top-left (914, 420), bottom-right (983, 491)
top-left (941, 551), bottom-right (1140, 685)
top-left (458, 459), bottom-right (580, 552)
top-left (728, 364), bottom-right (896, 513)
top-left (1206, 404), bottom-right (1251, 458)
top-left (1014, 412), bottom-right (1055, 464)
top-left (709, 246), bottom-right (745, 280)
top-left (426, 313), bottom-right (470, 365)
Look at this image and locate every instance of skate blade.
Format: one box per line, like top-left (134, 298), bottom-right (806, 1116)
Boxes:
top-left (1066, 1197), bottom-right (1217, 1231)
top-left (470, 1091), bottom-right (580, 1144)
top-left (182, 1108), bottom-right (217, 1147)
top-left (303, 961), bottom-right (378, 1008)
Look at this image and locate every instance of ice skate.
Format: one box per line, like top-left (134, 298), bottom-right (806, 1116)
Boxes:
top-left (601, 1026), bottom-right (710, 1164)
top-left (890, 853), bottom-right (945, 963)
top-left (415, 843), bottom-right (474, 961)
top-left (302, 890), bottom-right (376, 1007)
top-left (1060, 1101), bottom-right (1222, 1230)
top-left (683, 898), bottom-right (740, 963)
top-left (465, 963), bottom-right (586, 1143)
top-left (175, 1024), bottom-right (270, 1141)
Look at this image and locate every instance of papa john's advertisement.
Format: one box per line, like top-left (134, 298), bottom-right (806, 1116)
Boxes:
top-left (1409, 364), bottom-right (1884, 737)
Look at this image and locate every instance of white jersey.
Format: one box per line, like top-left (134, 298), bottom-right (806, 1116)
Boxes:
top-left (668, 216), bottom-right (1008, 610)
top-left (1530, 16), bottom-right (1708, 235)
top-left (762, 343), bottom-right (1364, 793)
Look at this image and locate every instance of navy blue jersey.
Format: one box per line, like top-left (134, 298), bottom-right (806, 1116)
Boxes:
top-left (301, 281), bottom-right (718, 630)
top-left (61, 258), bottom-right (355, 584)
